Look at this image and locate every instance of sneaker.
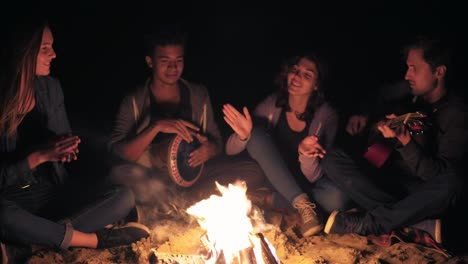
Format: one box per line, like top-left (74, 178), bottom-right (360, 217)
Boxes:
top-left (293, 200), bottom-right (323, 237)
top-left (411, 218), bottom-right (442, 244)
top-left (247, 188), bottom-right (274, 209)
top-left (1, 242), bottom-right (32, 264)
top-left (96, 222), bottom-right (150, 249)
top-left (324, 209), bottom-right (380, 235)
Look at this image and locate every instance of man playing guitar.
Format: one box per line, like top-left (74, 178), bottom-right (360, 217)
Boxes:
top-left (322, 36), bottom-right (468, 249)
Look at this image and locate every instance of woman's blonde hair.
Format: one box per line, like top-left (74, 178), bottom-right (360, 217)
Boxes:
top-left (0, 20), bottom-right (46, 137)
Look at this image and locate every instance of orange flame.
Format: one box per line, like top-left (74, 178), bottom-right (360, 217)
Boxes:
top-left (187, 181), bottom-right (277, 263)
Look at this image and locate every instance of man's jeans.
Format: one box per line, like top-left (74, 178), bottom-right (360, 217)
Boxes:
top-left (322, 147), bottom-right (462, 233)
top-left (110, 152), bottom-right (267, 210)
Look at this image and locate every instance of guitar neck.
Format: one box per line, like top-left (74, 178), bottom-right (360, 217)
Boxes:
top-left (388, 112), bottom-right (426, 129)
top-left (387, 113), bottom-right (412, 129)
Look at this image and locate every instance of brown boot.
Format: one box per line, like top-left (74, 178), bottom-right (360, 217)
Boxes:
top-left (293, 199), bottom-right (323, 237)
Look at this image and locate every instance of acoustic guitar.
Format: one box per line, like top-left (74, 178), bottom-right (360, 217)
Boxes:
top-left (363, 112), bottom-right (429, 168)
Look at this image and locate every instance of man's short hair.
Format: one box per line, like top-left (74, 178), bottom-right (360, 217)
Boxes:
top-left (144, 25), bottom-right (188, 57)
top-left (403, 35), bottom-right (452, 71)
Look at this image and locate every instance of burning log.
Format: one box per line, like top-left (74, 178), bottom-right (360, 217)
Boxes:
top-left (149, 249), bottom-right (205, 264)
top-left (150, 235), bottom-right (280, 264)
top-left (257, 233), bottom-right (279, 264)
top-left (238, 247), bottom-right (257, 264)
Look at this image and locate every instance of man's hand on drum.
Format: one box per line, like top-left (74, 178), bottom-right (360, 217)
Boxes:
top-left (189, 133), bottom-right (216, 167)
top-left (222, 104), bottom-right (252, 141)
top-left (154, 119), bottom-right (200, 143)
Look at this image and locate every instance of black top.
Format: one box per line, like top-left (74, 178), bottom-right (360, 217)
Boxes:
top-left (273, 110), bottom-right (312, 188)
top-left (15, 106), bottom-right (55, 185)
top-left (150, 81), bottom-right (192, 145)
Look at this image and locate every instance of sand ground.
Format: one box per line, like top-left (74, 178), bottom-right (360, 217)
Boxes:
top-left (25, 204), bottom-right (467, 264)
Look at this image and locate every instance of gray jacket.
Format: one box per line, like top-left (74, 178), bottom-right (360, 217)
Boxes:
top-left (109, 78), bottom-right (223, 160)
top-left (225, 94), bottom-right (338, 183)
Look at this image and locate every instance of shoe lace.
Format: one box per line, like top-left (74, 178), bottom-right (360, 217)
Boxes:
top-left (294, 201), bottom-right (317, 223)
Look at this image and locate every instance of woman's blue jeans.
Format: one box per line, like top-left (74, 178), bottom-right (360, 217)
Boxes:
top-left (0, 181), bottom-right (135, 249)
top-left (245, 126), bottom-right (350, 213)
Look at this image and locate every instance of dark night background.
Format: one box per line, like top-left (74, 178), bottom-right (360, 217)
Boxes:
top-left (4, 1), bottom-right (466, 139)
top-left (3, 0), bottom-right (468, 255)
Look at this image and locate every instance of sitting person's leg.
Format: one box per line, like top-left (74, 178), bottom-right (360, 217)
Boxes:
top-left (243, 126), bottom-right (323, 236)
top-left (39, 180), bottom-right (149, 249)
top-left (0, 198), bottom-right (69, 249)
top-left (245, 127), bottom-right (305, 202)
top-left (189, 152), bottom-right (266, 199)
top-left (54, 181), bottom-right (136, 232)
top-left (321, 147), bottom-right (397, 211)
top-left (372, 169), bottom-right (461, 234)
top-left (326, 169), bottom-right (462, 236)
top-left (0, 197), bottom-right (100, 250)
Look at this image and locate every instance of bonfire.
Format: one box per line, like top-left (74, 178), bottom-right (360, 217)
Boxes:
top-left (25, 179), bottom-right (465, 264)
top-left (151, 181), bottom-right (280, 264)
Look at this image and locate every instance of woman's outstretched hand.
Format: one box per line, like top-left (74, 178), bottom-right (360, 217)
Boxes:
top-left (223, 104), bottom-right (252, 141)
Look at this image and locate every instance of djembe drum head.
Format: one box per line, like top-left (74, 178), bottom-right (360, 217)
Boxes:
top-left (167, 135), bottom-right (204, 187)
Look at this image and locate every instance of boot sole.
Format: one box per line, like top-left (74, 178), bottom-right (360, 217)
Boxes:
top-left (116, 222), bottom-right (151, 235)
top-left (435, 219), bottom-right (442, 244)
top-left (324, 210), bottom-right (339, 234)
top-left (302, 224), bottom-right (324, 237)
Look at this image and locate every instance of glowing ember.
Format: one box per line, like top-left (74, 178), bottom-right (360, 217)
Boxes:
top-left (187, 181), bottom-right (279, 264)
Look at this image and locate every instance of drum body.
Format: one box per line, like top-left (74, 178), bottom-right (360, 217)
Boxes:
top-left (147, 135), bottom-right (203, 187)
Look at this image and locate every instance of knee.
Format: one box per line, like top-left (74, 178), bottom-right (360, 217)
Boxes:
top-left (440, 171), bottom-right (463, 202)
top-left (319, 191), bottom-right (350, 214)
top-left (113, 185), bottom-right (136, 212)
top-left (312, 183), bottom-right (350, 214)
top-left (425, 170), bottom-right (463, 210)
